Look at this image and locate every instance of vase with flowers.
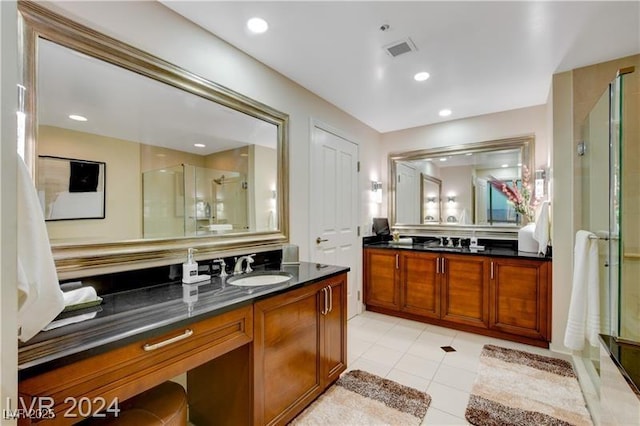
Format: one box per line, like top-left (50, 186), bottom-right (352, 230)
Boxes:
top-left (487, 165), bottom-right (538, 223)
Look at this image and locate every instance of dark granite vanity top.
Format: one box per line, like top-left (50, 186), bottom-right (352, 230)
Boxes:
top-left (18, 261), bottom-right (348, 378)
top-left (600, 334), bottom-right (640, 398)
top-left (364, 236), bottom-right (551, 261)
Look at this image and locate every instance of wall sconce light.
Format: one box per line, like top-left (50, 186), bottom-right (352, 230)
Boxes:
top-left (371, 181), bottom-right (382, 204)
top-left (427, 197), bottom-right (436, 204)
top-left (447, 196), bottom-right (456, 203)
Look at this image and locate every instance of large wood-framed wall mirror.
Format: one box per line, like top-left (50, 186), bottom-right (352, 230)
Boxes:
top-left (390, 135), bottom-right (534, 238)
top-left (19, 1), bottom-right (289, 278)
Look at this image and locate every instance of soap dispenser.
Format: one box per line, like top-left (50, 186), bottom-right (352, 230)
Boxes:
top-left (182, 248), bottom-right (198, 283)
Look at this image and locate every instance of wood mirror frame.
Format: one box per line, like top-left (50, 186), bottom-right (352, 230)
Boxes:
top-left (19, 1), bottom-right (289, 279)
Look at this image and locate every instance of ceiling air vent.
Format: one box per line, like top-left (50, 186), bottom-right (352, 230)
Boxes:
top-left (384, 38), bottom-right (417, 58)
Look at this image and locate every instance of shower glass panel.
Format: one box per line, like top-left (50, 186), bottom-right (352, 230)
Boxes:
top-left (143, 164), bottom-right (248, 238)
top-left (578, 68), bottom-right (638, 394)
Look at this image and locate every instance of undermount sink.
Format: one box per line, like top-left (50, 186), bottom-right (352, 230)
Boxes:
top-left (226, 271), bottom-right (293, 287)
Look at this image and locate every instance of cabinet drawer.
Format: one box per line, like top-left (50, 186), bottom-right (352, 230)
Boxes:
top-left (19, 305), bottom-right (253, 425)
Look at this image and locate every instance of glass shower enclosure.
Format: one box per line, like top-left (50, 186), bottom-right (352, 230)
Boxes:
top-left (142, 164), bottom-right (247, 239)
top-left (578, 67), bottom-right (638, 392)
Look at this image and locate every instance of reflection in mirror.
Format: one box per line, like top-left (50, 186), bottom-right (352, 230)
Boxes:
top-left (36, 39), bottom-right (278, 243)
top-left (420, 174), bottom-right (441, 224)
top-left (390, 136), bottom-right (533, 230)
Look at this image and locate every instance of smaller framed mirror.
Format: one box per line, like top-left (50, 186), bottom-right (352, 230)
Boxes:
top-left (37, 156), bottom-right (106, 221)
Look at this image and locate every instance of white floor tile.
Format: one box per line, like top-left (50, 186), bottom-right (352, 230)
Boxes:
top-left (427, 382), bottom-right (471, 419)
top-left (349, 323), bottom-right (385, 343)
top-left (376, 332), bottom-right (417, 352)
top-left (395, 353), bottom-right (441, 380)
top-left (386, 368), bottom-right (430, 392)
top-left (416, 330), bottom-right (456, 347)
top-left (431, 364), bottom-right (478, 393)
top-left (347, 314), bottom-right (368, 327)
top-left (347, 357), bottom-right (393, 378)
top-left (407, 339), bottom-right (447, 363)
top-left (348, 336), bottom-right (373, 359)
top-left (422, 407), bottom-right (469, 425)
top-left (360, 343), bottom-right (405, 367)
top-left (440, 350), bottom-right (481, 373)
top-left (424, 324), bottom-right (459, 337)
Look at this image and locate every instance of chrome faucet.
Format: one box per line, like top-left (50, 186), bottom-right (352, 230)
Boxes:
top-left (212, 259), bottom-right (227, 277)
top-left (233, 254), bottom-right (256, 275)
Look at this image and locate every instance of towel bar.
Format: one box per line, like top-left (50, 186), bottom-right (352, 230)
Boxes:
top-left (588, 234), bottom-right (619, 241)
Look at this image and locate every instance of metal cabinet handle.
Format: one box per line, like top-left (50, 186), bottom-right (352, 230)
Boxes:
top-left (328, 285), bottom-right (333, 313)
top-left (441, 258), bottom-right (446, 274)
top-left (321, 287), bottom-right (328, 315)
top-left (316, 237), bottom-right (329, 244)
top-left (436, 257), bottom-right (440, 274)
top-left (490, 261), bottom-right (494, 279)
top-left (143, 329), bottom-right (193, 351)
top-left (395, 253), bottom-right (399, 269)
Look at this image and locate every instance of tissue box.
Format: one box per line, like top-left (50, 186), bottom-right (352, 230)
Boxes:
top-left (518, 223), bottom-right (538, 253)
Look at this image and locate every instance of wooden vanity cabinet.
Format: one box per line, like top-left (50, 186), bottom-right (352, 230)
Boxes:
top-left (363, 248), bottom-right (400, 310)
top-left (400, 251), bottom-right (440, 318)
top-left (363, 247), bottom-right (551, 347)
top-left (440, 254), bottom-right (490, 328)
top-left (489, 257), bottom-right (551, 341)
top-left (253, 273), bottom-right (347, 426)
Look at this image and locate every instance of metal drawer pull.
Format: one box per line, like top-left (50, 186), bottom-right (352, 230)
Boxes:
top-left (143, 329), bottom-right (193, 351)
top-left (395, 254), bottom-right (399, 269)
top-left (321, 287), bottom-right (328, 315)
top-left (436, 257), bottom-right (440, 274)
top-left (328, 285), bottom-right (333, 313)
top-left (490, 261), bottom-right (494, 279)
top-left (441, 258), bottom-right (445, 274)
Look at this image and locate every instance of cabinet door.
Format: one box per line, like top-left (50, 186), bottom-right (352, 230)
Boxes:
top-left (364, 249), bottom-right (400, 310)
top-left (322, 274), bottom-right (347, 386)
top-left (254, 282), bottom-right (323, 426)
top-left (490, 258), bottom-right (550, 341)
top-left (441, 254), bottom-right (490, 328)
top-left (400, 251), bottom-right (440, 318)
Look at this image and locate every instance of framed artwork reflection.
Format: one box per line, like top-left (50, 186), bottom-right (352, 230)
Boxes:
top-left (37, 155), bottom-right (106, 220)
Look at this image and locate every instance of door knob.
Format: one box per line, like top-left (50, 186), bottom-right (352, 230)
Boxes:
top-left (316, 237), bottom-right (328, 244)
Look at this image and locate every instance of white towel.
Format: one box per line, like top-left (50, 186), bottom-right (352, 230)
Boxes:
top-left (63, 287), bottom-right (98, 307)
top-left (564, 230), bottom-right (600, 350)
top-left (533, 201), bottom-right (550, 254)
top-left (42, 311), bottom-right (98, 331)
top-left (17, 156), bottom-right (65, 342)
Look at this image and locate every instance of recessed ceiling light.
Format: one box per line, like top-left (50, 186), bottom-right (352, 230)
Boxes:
top-left (517, 162), bottom-right (523, 167)
top-left (501, 164), bottom-right (509, 168)
top-left (194, 143), bottom-right (206, 148)
top-left (68, 114), bottom-right (87, 122)
top-left (247, 17), bottom-right (269, 34)
top-left (414, 72), bottom-right (430, 82)
top-left (465, 153), bottom-right (473, 156)
top-left (439, 157), bottom-right (447, 162)
top-left (439, 109), bottom-right (452, 117)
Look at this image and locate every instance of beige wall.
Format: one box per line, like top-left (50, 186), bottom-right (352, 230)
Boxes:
top-left (38, 126), bottom-right (142, 242)
top-left (552, 54), bottom-right (640, 353)
top-left (140, 144), bottom-right (206, 172)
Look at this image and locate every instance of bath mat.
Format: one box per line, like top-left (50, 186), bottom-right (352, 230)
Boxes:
top-left (465, 344), bottom-right (593, 426)
top-left (290, 369), bottom-right (432, 425)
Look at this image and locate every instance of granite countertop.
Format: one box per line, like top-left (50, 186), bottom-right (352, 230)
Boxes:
top-left (364, 240), bottom-right (551, 260)
top-left (18, 262), bottom-right (348, 378)
top-left (600, 334), bottom-right (640, 398)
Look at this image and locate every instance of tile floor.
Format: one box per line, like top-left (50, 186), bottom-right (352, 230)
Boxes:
top-left (347, 310), bottom-right (556, 425)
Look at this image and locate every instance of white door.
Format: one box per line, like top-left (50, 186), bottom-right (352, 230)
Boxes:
top-left (396, 162), bottom-right (419, 223)
top-left (310, 121), bottom-right (360, 319)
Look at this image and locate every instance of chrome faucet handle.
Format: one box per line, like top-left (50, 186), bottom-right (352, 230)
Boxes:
top-left (245, 254), bottom-right (256, 273)
top-left (213, 259), bottom-right (227, 277)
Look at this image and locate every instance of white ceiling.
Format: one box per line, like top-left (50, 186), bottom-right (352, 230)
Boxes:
top-left (163, 1), bottom-right (640, 133)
